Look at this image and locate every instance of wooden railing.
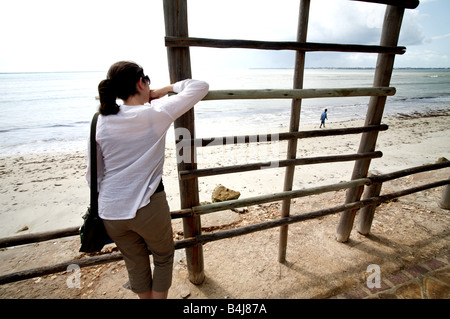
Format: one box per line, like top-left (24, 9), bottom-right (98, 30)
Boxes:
top-left (0, 161), bottom-right (448, 285)
top-left (162, 0), bottom-right (422, 283)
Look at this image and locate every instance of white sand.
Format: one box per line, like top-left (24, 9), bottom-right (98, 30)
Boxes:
top-left (0, 110), bottom-right (449, 238)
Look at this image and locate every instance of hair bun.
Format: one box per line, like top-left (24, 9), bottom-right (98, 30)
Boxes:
top-left (98, 79), bottom-right (120, 115)
top-left (103, 79), bottom-right (115, 88)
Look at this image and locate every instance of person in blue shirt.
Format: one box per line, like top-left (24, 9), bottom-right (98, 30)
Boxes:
top-left (320, 109), bottom-right (328, 128)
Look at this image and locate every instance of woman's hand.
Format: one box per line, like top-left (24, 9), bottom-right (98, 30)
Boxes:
top-left (149, 85), bottom-right (174, 102)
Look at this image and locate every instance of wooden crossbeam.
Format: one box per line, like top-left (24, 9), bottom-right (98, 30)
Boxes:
top-left (165, 36), bottom-right (406, 55)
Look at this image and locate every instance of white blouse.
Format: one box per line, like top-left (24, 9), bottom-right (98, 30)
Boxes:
top-left (86, 79), bottom-right (209, 220)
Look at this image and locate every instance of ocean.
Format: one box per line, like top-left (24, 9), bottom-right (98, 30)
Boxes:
top-left (0, 68), bottom-right (449, 156)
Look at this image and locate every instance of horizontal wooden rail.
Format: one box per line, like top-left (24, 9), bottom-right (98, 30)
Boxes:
top-left (172, 178), bottom-right (371, 218)
top-left (370, 161), bottom-right (450, 183)
top-left (0, 253), bottom-right (124, 285)
top-left (185, 178), bottom-right (450, 247)
top-left (115, 86), bottom-right (381, 103)
top-left (352, 0), bottom-right (419, 9)
top-left (1, 177), bottom-right (447, 285)
top-left (0, 178), bottom-right (370, 248)
top-left (179, 151), bottom-right (383, 180)
top-left (165, 37), bottom-right (406, 55)
top-left (0, 227), bottom-right (79, 250)
top-left (178, 124), bottom-right (389, 147)
top-left (202, 87), bottom-right (396, 101)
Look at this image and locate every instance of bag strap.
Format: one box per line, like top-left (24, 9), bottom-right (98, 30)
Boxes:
top-left (90, 112), bottom-right (99, 217)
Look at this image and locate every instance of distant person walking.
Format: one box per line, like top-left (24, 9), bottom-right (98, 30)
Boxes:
top-left (320, 109), bottom-right (328, 128)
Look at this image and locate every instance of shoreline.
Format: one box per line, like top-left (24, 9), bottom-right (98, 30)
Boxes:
top-left (0, 110), bottom-right (449, 238)
top-left (1, 105), bottom-right (449, 157)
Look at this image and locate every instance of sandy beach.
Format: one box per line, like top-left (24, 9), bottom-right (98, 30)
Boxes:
top-left (0, 109), bottom-right (449, 299)
top-left (1, 110), bottom-right (448, 237)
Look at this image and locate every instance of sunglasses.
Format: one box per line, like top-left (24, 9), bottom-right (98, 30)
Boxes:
top-left (142, 75), bottom-right (151, 85)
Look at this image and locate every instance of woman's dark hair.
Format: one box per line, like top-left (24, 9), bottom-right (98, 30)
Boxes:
top-left (98, 61), bottom-right (145, 115)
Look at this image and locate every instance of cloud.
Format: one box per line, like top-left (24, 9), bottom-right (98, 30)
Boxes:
top-left (397, 48), bottom-right (449, 68)
top-left (399, 10), bottom-right (427, 46)
top-left (432, 33), bottom-right (450, 40)
top-left (188, 0), bottom-right (433, 69)
top-left (0, 0), bottom-right (163, 72)
top-left (188, 0), bottom-right (299, 41)
top-left (188, 0), bottom-right (389, 69)
top-left (307, 0), bottom-right (385, 45)
top-left (0, 0), bottom-right (445, 72)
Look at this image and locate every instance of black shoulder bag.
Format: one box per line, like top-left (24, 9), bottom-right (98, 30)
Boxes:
top-left (79, 112), bottom-right (111, 253)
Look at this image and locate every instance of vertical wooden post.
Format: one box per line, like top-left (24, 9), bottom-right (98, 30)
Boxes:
top-left (278, 0), bottom-right (310, 263)
top-left (163, 0), bottom-right (205, 284)
top-left (336, 5), bottom-right (405, 242)
top-left (356, 170), bottom-right (383, 235)
top-left (439, 178), bottom-right (450, 210)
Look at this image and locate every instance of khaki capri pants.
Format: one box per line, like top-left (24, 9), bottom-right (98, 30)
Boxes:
top-left (103, 191), bottom-right (174, 294)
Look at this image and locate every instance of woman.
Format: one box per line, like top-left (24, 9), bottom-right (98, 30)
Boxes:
top-left (87, 61), bottom-right (209, 299)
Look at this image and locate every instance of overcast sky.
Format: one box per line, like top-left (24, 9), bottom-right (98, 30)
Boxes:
top-left (0, 0), bottom-right (448, 75)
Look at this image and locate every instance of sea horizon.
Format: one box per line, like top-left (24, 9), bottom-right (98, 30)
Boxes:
top-left (1, 66), bottom-right (449, 75)
top-left (0, 68), bottom-right (448, 156)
